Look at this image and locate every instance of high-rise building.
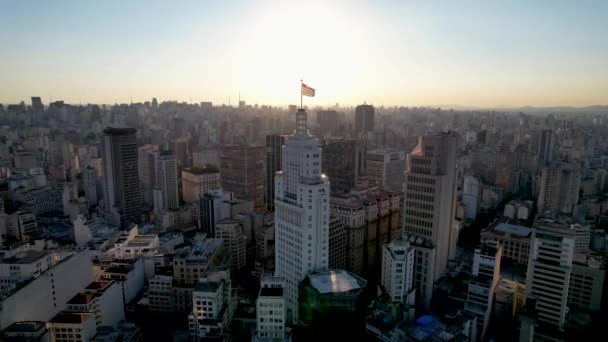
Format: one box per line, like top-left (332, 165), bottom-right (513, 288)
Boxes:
top-left (215, 218), bottom-right (247, 271)
top-left (328, 216), bottom-right (346, 270)
top-left (101, 128), bottom-right (141, 228)
top-left (525, 218), bottom-right (576, 330)
top-left (402, 132), bottom-right (458, 308)
top-left (536, 129), bottom-right (555, 166)
top-left (355, 104), bottom-right (374, 136)
top-left (82, 166), bottom-right (98, 207)
top-left (316, 110), bottom-right (339, 137)
top-left (265, 135), bottom-right (286, 211)
top-left (31, 96), bottom-right (44, 114)
top-left (322, 138), bottom-right (360, 194)
top-left (220, 144), bottom-right (265, 212)
top-left (462, 174), bottom-right (481, 221)
top-left (254, 277), bottom-right (289, 341)
top-left (138, 144), bottom-right (159, 205)
top-left (366, 148), bottom-right (406, 192)
top-left (381, 237), bottom-right (415, 304)
top-left (274, 109), bottom-right (330, 321)
top-left (465, 245), bottom-right (502, 341)
top-left (154, 151), bottom-right (179, 212)
top-left (199, 188), bottom-right (234, 237)
top-left (181, 166), bottom-right (221, 204)
top-left (537, 162), bottom-right (581, 216)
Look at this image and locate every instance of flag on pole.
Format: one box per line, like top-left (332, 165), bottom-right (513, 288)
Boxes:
top-left (301, 82), bottom-right (315, 97)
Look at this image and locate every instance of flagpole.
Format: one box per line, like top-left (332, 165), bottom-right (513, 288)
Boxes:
top-left (300, 80), bottom-right (303, 110)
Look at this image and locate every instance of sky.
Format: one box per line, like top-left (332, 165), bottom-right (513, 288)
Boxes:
top-left (1, 0), bottom-right (607, 107)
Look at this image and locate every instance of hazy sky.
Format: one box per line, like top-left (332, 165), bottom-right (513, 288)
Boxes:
top-left (1, 0), bottom-right (607, 107)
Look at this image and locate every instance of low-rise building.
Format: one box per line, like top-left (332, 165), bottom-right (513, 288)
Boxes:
top-left (47, 312), bottom-right (97, 342)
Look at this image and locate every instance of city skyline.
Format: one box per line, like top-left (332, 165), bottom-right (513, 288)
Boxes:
top-left (1, 0), bottom-right (607, 107)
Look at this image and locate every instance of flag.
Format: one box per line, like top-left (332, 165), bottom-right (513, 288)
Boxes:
top-left (301, 82), bottom-right (315, 97)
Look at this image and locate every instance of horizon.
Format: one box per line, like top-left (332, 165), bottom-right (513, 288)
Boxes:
top-left (1, 0), bottom-right (607, 107)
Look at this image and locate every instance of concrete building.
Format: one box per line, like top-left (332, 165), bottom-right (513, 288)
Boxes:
top-left (402, 133), bottom-right (458, 309)
top-left (47, 312), bottom-right (97, 342)
top-left (181, 166), bottom-right (221, 204)
top-left (274, 109), bottom-right (330, 322)
top-left (316, 109), bottom-right (340, 137)
top-left (465, 245), bottom-right (502, 341)
top-left (254, 276), bottom-right (289, 341)
top-left (462, 174), bottom-right (481, 221)
top-left (138, 144), bottom-right (159, 205)
top-left (568, 256), bottom-right (605, 312)
top-left (265, 135), bottom-right (286, 211)
top-left (154, 151), bottom-right (179, 212)
top-left (0, 250), bottom-right (55, 295)
top-left (102, 128), bottom-right (141, 228)
top-left (220, 144), bottom-right (265, 212)
top-left (322, 138), bottom-right (360, 194)
top-left (148, 273), bottom-right (173, 312)
top-left (328, 216), bottom-right (346, 270)
top-left (525, 218), bottom-right (575, 329)
top-left (199, 188), bottom-right (234, 237)
top-left (480, 220), bottom-right (533, 265)
top-left (65, 280), bottom-right (125, 328)
top-left (537, 162), bottom-right (581, 216)
top-left (83, 166), bottom-right (99, 207)
top-left (215, 219), bottom-right (247, 271)
top-left (188, 281), bottom-right (228, 341)
top-left (381, 237), bottom-right (415, 304)
top-left (0, 250), bottom-right (93, 331)
top-left (99, 258), bottom-right (145, 305)
top-left (355, 104), bottom-right (374, 136)
top-left (366, 148), bottom-right (406, 192)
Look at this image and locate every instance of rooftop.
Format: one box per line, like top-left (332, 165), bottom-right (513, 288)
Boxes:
top-left (4, 321), bottom-right (46, 333)
top-left (49, 312), bottom-right (94, 325)
top-left (308, 270), bottom-right (365, 294)
top-left (67, 293), bottom-right (96, 305)
top-left (260, 287), bottom-right (283, 297)
top-left (194, 281), bottom-right (222, 293)
top-left (2, 250), bottom-right (50, 264)
top-left (86, 280), bottom-right (112, 291)
top-left (483, 220), bottom-right (533, 239)
top-left (184, 166), bottom-right (220, 175)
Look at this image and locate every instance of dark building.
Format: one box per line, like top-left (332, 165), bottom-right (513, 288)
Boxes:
top-left (220, 144), bottom-right (265, 212)
top-left (322, 137), bottom-right (360, 194)
top-left (316, 110), bottom-right (339, 137)
top-left (101, 128), bottom-right (142, 228)
top-left (265, 135), bottom-right (286, 211)
top-left (355, 104), bottom-right (374, 136)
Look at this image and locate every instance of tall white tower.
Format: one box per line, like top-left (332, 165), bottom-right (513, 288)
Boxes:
top-left (274, 109), bottom-right (330, 322)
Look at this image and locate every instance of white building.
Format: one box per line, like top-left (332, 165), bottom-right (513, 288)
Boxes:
top-left (65, 280), bottom-right (125, 328)
top-left (0, 250), bottom-right (94, 331)
top-left (381, 237), bottom-right (415, 304)
top-left (254, 276), bottom-right (289, 341)
top-left (188, 281), bottom-right (229, 341)
top-left (274, 109), bottom-right (330, 322)
top-left (0, 250), bottom-right (55, 295)
top-left (47, 312), bottom-right (97, 342)
top-left (402, 132), bottom-right (458, 309)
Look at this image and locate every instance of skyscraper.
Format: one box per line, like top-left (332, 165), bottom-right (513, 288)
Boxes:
top-left (525, 218), bottom-right (575, 329)
top-left (265, 135), bottom-right (286, 211)
top-left (101, 128), bottom-right (142, 228)
top-left (154, 151), bottom-right (179, 212)
top-left (274, 109), bottom-right (330, 322)
top-left (537, 161), bottom-right (581, 216)
top-left (220, 144), bottom-right (265, 212)
top-left (322, 138), bottom-right (360, 194)
top-left (355, 104), bottom-right (374, 136)
top-left (366, 148), bottom-right (406, 192)
top-left (402, 132), bottom-right (458, 308)
top-left (138, 144), bottom-right (159, 205)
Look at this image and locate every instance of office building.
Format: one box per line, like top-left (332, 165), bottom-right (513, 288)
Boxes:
top-left (265, 134), bottom-right (286, 211)
top-left (181, 166), bottom-right (221, 204)
top-left (328, 216), bottom-right (346, 270)
top-left (316, 109), bottom-right (339, 137)
top-left (462, 174), bottom-right (481, 221)
top-left (322, 138), bottom-right (360, 194)
top-left (82, 166), bottom-right (98, 207)
top-left (254, 276), bottom-right (289, 341)
top-left (402, 132), bottom-right (458, 309)
top-left (381, 237), bottom-right (415, 304)
top-left (465, 245), bottom-right (502, 341)
top-left (480, 220), bottom-right (532, 265)
top-left (199, 188), bottom-right (233, 237)
top-left (537, 162), bottom-right (581, 216)
top-left (138, 144), bottom-right (159, 205)
top-left (220, 144), bottom-right (265, 212)
top-left (102, 128), bottom-right (141, 228)
top-left (153, 151), bottom-right (179, 212)
top-left (215, 219), bottom-right (247, 271)
top-left (355, 104), bottom-right (374, 136)
top-left (274, 109), bottom-right (330, 322)
top-left (525, 218), bottom-right (575, 329)
top-left (366, 148), bottom-right (406, 192)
